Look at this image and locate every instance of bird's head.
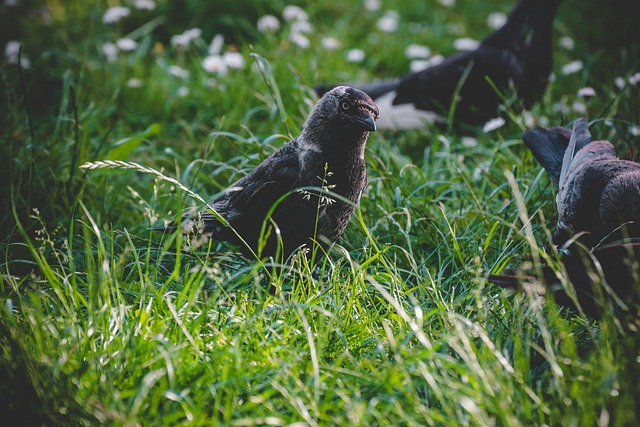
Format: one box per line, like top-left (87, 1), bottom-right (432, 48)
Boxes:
top-left (302, 86), bottom-right (379, 141)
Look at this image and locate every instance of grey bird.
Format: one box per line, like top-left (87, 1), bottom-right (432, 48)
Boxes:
top-left (315, 0), bottom-right (560, 130)
top-left (524, 118), bottom-right (640, 248)
top-left (183, 86), bottom-right (379, 261)
top-left (489, 118), bottom-right (640, 317)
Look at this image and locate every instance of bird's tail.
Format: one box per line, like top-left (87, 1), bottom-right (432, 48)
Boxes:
top-left (558, 118), bottom-right (593, 189)
top-left (522, 125), bottom-right (572, 184)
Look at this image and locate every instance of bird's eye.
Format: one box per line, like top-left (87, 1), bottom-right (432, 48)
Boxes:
top-left (341, 101), bottom-right (350, 111)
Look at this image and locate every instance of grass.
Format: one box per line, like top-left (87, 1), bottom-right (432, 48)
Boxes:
top-left (1, 0), bottom-right (640, 425)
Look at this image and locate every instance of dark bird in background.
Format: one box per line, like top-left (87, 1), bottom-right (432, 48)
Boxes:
top-left (183, 86), bottom-right (379, 261)
top-left (490, 118), bottom-right (640, 317)
top-left (315, 0), bottom-right (560, 130)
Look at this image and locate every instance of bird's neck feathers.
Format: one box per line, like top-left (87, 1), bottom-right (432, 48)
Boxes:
top-left (299, 118), bottom-right (370, 162)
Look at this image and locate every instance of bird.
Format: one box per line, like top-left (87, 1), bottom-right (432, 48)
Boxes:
top-left (489, 242), bottom-right (640, 318)
top-left (523, 118), bottom-right (640, 248)
top-left (489, 118), bottom-right (640, 317)
top-left (315, 0), bottom-right (561, 130)
top-left (182, 86), bottom-right (379, 261)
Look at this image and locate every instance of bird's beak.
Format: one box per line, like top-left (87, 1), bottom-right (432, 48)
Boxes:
top-left (355, 115), bottom-right (377, 132)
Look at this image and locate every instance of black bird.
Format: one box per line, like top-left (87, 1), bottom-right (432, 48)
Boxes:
top-left (490, 118), bottom-right (640, 317)
top-left (315, 0), bottom-right (560, 130)
top-left (183, 86), bottom-right (379, 260)
top-left (489, 242), bottom-right (640, 318)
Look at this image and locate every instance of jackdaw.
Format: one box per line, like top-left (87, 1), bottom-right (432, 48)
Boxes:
top-left (183, 86), bottom-right (379, 261)
top-left (315, 0), bottom-right (560, 130)
top-left (489, 118), bottom-right (640, 317)
top-left (524, 118), bottom-right (640, 248)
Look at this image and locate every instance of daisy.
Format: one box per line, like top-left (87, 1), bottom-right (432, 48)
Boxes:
top-left (203, 55), bottom-right (227, 75)
top-left (283, 5), bottom-right (308, 22)
top-left (346, 48), bottom-right (365, 62)
top-left (561, 60), bottom-right (583, 75)
top-left (102, 7), bottom-right (130, 24)
top-left (116, 38), bottom-right (138, 51)
top-left (257, 15), bottom-right (280, 33)
top-left (482, 117), bottom-right (505, 133)
top-left (377, 11), bottom-right (399, 33)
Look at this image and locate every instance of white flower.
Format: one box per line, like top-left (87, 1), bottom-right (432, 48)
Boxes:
top-left (571, 101), bottom-right (587, 114)
top-left (346, 48), bottom-right (365, 62)
top-left (472, 161), bottom-right (490, 181)
top-left (487, 12), bottom-right (506, 30)
top-left (177, 86), bottom-right (189, 97)
top-left (102, 6), bottom-right (130, 24)
top-left (410, 59), bottom-right (430, 72)
top-left (4, 40), bottom-right (20, 62)
top-left (223, 51), bottom-right (245, 69)
top-left (208, 34), bottom-right (224, 55)
top-left (561, 60), bottom-right (583, 75)
top-left (116, 38), bottom-right (138, 51)
top-left (102, 42), bottom-right (118, 62)
top-left (559, 36), bottom-right (575, 50)
top-left (171, 28), bottom-right (202, 48)
top-left (127, 78), bottom-right (142, 88)
top-left (439, 0), bottom-right (455, 7)
top-left (5, 40), bottom-right (29, 67)
top-left (614, 76), bottom-right (626, 89)
top-left (168, 65), bottom-right (189, 79)
top-left (425, 54), bottom-right (444, 67)
top-left (364, 0), bottom-right (381, 11)
top-left (522, 110), bottom-right (535, 128)
top-left (453, 37), bottom-right (480, 51)
top-left (202, 55), bottom-right (227, 75)
top-left (629, 72), bottom-right (640, 86)
top-left (482, 117), bottom-right (505, 133)
top-left (283, 5), bottom-right (308, 22)
top-left (539, 116), bottom-right (550, 128)
top-left (461, 137), bottom-right (477, 147)
top-left (291, 20), bottom-right (313, 34)
top-left (183, 28), bottom-right (202, 40)
top-left (289, 32), bottom-right (310, 48)
top-left (133, 0), bottom-right (155, 10)
top-left (321, 37), bottom-right (341, 50)
top-left (257, 15), bottom-right (280, 33)
top-left (377, 11), bottom-right (399, 32)
top-left (630, 125), bottom-right (640, 137)
top-left (552, 101), bottom-right (570, 114)
top-left (577, 86), bottom-right (596, 97)
top-left (405, 44), bottom-right (431, 59)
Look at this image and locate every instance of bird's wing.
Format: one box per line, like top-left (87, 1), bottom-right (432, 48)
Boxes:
top-left (392, 52), bottom-right (470, 109)
top-left (522, 126), bottom-right (571, 184)
top-left (200, 141), bottom-right (301, 232)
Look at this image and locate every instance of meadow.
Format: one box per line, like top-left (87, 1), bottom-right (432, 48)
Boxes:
top-left (1, 0), bottom-right (639, 425)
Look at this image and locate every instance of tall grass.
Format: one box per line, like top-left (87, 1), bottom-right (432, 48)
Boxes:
top-left (2, 0), bottom-right (639, 425)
